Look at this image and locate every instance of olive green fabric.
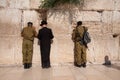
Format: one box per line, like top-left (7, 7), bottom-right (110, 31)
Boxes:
top-left (21, 27), bottom-right (36, 41)
top-left (22, 39), bottom-right (33, 64)
top-left (21, 27), bottom-right (36, 64)
top-left (72, 26), bottom-right (87, 65)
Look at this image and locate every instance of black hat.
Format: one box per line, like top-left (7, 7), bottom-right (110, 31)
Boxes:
top-left (40, 20), bottom-right (47, 26)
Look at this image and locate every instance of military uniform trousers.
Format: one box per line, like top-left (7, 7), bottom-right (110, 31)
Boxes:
top-left (74, 42), bottom-right (87, 65)
top-left (22, 39), bottom-right (33, 64)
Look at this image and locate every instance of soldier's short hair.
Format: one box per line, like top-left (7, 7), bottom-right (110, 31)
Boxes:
top-left (77, 21), bottom-right (82, 26)
top-left (27, 22), bottom-right (33, 25)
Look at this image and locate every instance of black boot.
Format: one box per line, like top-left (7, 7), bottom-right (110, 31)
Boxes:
top-left (74, 63), bottom-right (81, 67)
top-left (46, 62), bottom-right (51, 68)
top-left (24, 63), bottom-right (31, 69)
top-left (82, 63), bottom-right (86, 68)
top-left (28, 63), bottom-right (32, 68)
top-left (24, 63), bottom-right (28, 69)
top-left (27, 63), bottom-right (31, 69)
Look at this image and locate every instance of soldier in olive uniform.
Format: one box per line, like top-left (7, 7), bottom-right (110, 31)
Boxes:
top-left (21, 22), bottom-right (37, 69)
top-left (72, 21), bottom-right (87, 68)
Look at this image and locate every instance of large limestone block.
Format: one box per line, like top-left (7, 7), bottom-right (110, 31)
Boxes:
top-left (23, 10), bottom-right (40, 30)
top-left (101, 24), bottom-right (113, 34)
top-left (30, 0), bottom-right (40, 9)
top-left (74, 11), bottom-right (101, 22)
top-left (102, 11), bottom-right (113, 24)
top-left (13, 37), bottom-right (22, 64)
top-left (0, 9), bottom-right (21, 36)
top-left (32, 38), bottom-right (42, 64)
top-left (9, 0), bottom-right (30, 9)
top-left (113, 11), bottom-right (120, 23)
top-left (48, 12), bottom-right (74, 64)
top-left (48, 11), bottom-right (70, 35)
top-left (0, 0), bottom-right (7, 8)
top-left (119, 37), bottom-right (120, 60)
top-left (83, 0), bottom-right (114, 10)
top-left (51, 35), bottom-right (74, 64)
top-left (113, 24), bottom-right (120, 34)
top-left (83, 22), bottom-right (102, 34)
top-left (88, 34), bottom-right (119, 63)
top-left (112, 11), bottom-right (120, 34)
top-left (0, 36), bottom-right (16, 64)
top-left (114, 0), bottom-right (120, 10)
top-left (101, 11), bottom-right (113, 34)
top-left (9, 0), bottom-right (41, 9)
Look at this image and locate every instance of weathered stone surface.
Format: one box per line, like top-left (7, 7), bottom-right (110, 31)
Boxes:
top-left (9, 0), bottom-right (30, 9)
top-left (74, 11), bottom-right (101, 22)
top-left (87, 34), bottom-right (119, 63)
top-left (83, 0), bottom-right (115, 10)
top-left (23, 10), bottom-right (40, 29)
top-left (48, 11), bottom-right (70, 35)
top-left (0, 8), bottom-right (22, 64)
top-left (0, 0), bottom-right (7, 8)
top-left (0, 36), bottom-right (16, 64)
top-left (83, 22), bottom-right (102, 34)
top-left (49, 35), bottom-right (74, 64)
top-left (101, 24), bottom-right (113, 34)
top-left (114, 0), bottom-right (120, 10)
top-left (118, 35), bottom-right (120, 60)
top-left (30, 0), bottom-right (40, 9)
top-left (48, 11), bottom-right (74, 63)
top-left (100, 11), bottom-right (120, 34)
top-left (0, 0), bottom-right (40, 9)
top-left (113, 11), bottom-right (120, 23)
top-left (113, 24), bottom-right (120, 34)
top-left (102, 11), bottom-right (113, 24)
top-left (112, 11), bottom-right (120, 34)
top-left (0, 9), bottom-right (21, 36)
top-left (13, 37), bottom-right (22, 64)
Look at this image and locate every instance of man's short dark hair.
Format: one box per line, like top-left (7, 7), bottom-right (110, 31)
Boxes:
top-left (27, 22), bottom-right (33, 25)
top-left (77, 21), bottom-right (82, 26)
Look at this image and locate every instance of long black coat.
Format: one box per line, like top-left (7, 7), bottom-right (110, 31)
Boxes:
top-left (37, 27), bottom-right (54, 67)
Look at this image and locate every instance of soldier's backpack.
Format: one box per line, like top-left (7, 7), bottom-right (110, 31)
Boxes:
top-left (76, 26), bottom-right (91, 47)
top-left (83, 27), bottom-right (91, 44)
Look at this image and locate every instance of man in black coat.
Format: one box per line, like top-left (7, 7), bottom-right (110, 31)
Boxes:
top-left (37, 20), bottom-right (54, 68)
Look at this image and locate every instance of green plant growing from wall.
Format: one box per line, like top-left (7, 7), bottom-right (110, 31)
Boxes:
top-left (39, 0), bottom-right (84, 23)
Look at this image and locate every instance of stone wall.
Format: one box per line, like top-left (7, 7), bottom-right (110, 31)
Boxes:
top-left (0, 0), bottom-right (120, 65)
